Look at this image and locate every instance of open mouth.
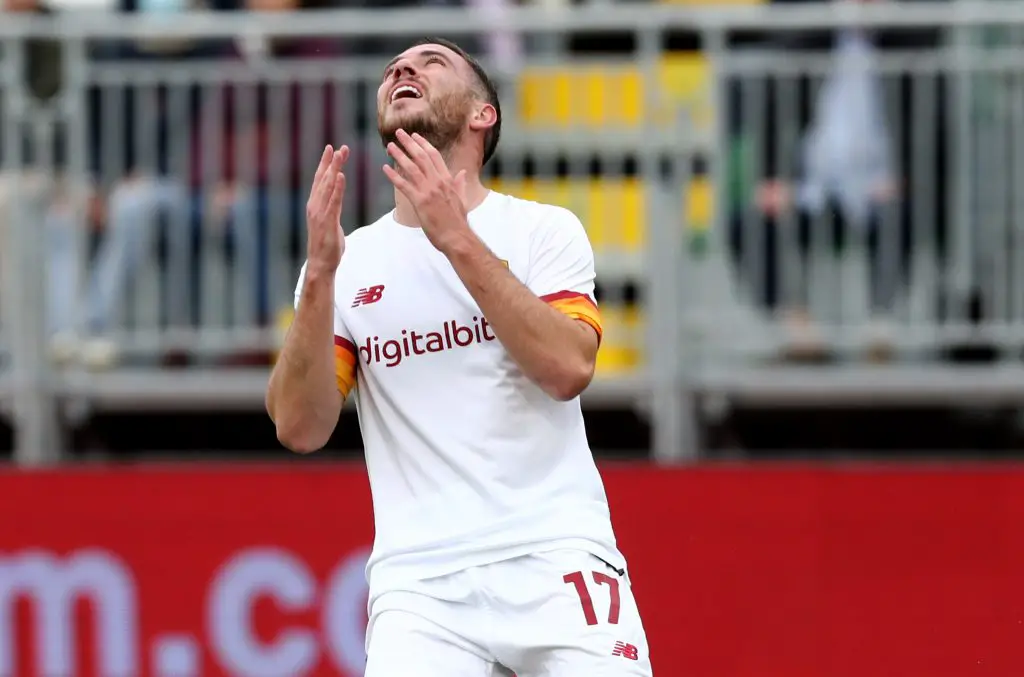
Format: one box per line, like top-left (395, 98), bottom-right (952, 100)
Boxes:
top-left (391, 84), bottom-right (423, 103)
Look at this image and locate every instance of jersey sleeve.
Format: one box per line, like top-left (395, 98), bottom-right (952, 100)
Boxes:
top-left (293, 262), bottom-right (357, 399)
top-left (524, 207), bottom-right (603, 343)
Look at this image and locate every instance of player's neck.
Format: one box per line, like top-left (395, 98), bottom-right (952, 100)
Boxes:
top-left (393, 158), bottom-right (489, 228)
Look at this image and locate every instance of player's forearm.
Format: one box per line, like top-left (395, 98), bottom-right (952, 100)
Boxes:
top-left (444, 234), bottom-right (597, 401)
top-left (266, 269), bottom-right (343, 453)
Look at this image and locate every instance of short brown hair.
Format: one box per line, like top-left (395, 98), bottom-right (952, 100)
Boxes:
top-left (410, 37), bottom-right (502, 166)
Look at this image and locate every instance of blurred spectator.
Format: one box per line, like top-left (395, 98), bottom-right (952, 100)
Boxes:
top-left (8, 0), bottom-right (515, 367)
top-left (726, 0), bottom-right (947, 359)
top-left (81, 0), bottom-right (341, 366)
top-left (469, 0), bottom-right (523, 73)
top-left (74, 0), bottom-right (237, 366)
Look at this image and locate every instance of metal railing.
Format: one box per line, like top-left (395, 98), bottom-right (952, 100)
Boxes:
top-left (1, 2), bottom-right (1024, 464)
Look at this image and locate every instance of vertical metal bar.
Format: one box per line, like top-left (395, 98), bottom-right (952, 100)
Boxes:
top-left (266, 79), bottom-right (291, 318)
top-left (775, 71), bottom-right (799, 317)
top-left (165, 77), bottom-right (193, 352)
top-left (806, 71), bottom-right (834, 336)
top-left (195, 81), bottom-right (223, 343)
top-left (232, 76), bottom-right (260, 333)
top-left (707, 31), bottom-right (737, 355)
top-left (909, 69), bottom-right (936, 341)
top-left (644, 26), bottom-right (696, 463)
top-left (335, 74), bottom-right (358, 238)
top-left (100, 81), bottom-right (127, 332)
top-left (7, 35), bottom-right (65, 465)
top-left (131, 77), bottom-right (160, 341)
top-left (1011, 69), bottom-right (1024, 335)
top-left (219, 76), bottom-right (250, 338)
top-left (741, 73), bottom-right (764, 331)
top-left (290, 78), bottom-right (324, 326)
top-left (3, 37), bottom-right (32, 463)
top-left (989, 70), bottom-right (1009, 337)
top-left (949, 27), bottom-right (975, 336)
top-left (56, 35), bottom-right (92, 425)
top-left (879, 73), bottom-right (904, 329)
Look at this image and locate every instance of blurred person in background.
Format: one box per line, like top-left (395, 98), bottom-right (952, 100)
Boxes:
top-left (726, 0), bottom-right (947, 361)
top-left (78, 0), bottom-right (239, 366)
top-left (83, 0), bottom-right (340, 366)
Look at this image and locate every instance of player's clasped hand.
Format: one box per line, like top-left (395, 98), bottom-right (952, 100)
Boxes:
top-left (306, 144), bottom-right (350, 276)
top-left (383, 129), bottom-right (471, 253)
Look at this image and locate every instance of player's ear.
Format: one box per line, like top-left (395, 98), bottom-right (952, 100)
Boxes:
top-left (468, 102), bottom-right (498, 133)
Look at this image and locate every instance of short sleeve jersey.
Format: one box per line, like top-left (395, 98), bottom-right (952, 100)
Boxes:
top-left (294, 191), bottom-right (625, 603)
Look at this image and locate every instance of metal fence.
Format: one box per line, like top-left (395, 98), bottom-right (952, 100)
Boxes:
top-left (3, 2), bottom-right (1024, 464)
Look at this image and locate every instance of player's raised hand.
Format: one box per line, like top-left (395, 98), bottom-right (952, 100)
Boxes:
top-left (306, 144), bottom-right (349, 276)
top-left (383, 130), bottom-right (471, 253)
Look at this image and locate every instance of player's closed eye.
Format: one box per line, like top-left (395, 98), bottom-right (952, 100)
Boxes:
top-left (383, 55), bottom-right (446, 80)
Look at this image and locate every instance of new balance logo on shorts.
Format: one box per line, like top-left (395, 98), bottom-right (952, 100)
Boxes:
top-left (352, 285), bottom-right (385, 308)
top-left (612, 641), bottom-right (639, 661)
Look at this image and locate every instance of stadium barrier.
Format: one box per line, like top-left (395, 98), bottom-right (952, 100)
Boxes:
top-left (4, 4), bottom-right (1024, 463)
top-left (0, 463), bottom-right (1021, 677)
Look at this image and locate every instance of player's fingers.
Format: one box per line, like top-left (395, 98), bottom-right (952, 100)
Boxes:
top-left (386, 142), bottom-right (424, 184)
top-left (410, 132), bottom-right (448, 176)
top-left (337, 144), bottom-right (351, 167)
top-left (311, 144), bottom-right (333, 195)
top-left (327, 171), bottom-right (346, 216)
top-left (316, 149), bottom-right (344, 206)
top-left (396, 129), bottom-right (435, 175)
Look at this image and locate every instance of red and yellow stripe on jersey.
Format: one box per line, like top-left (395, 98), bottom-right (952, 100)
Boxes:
top-left (334, 336), bottom-right (358, 398)
top-left (541, 291), bottom-right (603, 342)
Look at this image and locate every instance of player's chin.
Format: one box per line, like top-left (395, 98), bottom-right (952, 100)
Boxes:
top-left (382, 117), bottom-right (428, 144)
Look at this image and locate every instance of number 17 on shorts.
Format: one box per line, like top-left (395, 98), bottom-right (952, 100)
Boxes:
top-left (509, 550), bottom-right (653, 676)
top-left (564, 567), bottom-right (650, 665)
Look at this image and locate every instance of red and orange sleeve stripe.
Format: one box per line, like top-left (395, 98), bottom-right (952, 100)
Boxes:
top-left (541, 291), bottom-right (603, 342)
top-left (334, 336), bottom-right (358, 398)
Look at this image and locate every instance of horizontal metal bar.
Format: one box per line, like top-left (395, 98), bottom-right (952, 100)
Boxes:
top-left (45, 364), bottom-right (1024, 412)
top-left (51, 369), bottom-right (651, 411)
top-left (721, 47), bottom-right (1024, 78)
top-left (84, 55), bottom-right (651, 86)
top-left (0, 2), bottom-right (1021, 41)
top-left (694, 365), bottom-right (1024, 407)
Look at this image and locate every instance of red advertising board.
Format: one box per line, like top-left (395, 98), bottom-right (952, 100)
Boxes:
top-left (0, 464), bottom-right (1023, 677)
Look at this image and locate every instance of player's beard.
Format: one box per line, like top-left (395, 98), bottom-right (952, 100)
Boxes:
top-left (378, 89), bottom-right (471, 163)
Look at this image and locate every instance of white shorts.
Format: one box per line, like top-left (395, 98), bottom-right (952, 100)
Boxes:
top-left (365, 549), bottom-right (653, 677)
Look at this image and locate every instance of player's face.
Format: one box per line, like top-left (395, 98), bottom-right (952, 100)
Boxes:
top-left (377, 44), bottom-right (477, 157)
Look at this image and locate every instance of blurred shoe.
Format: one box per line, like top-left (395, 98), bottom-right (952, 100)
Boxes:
top-left (81, 337), bottom-right (119, 370)
top-left (864, 317), bottom-right (896, 362)
top-left (780, 308), bottom-right (829, 362)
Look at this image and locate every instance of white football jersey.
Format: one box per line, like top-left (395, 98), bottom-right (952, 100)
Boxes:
top-left (293, 191), bottom-right (626, 604)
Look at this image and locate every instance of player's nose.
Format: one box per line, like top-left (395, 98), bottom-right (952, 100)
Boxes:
top-left (390, 58), bottom-right (417, 79)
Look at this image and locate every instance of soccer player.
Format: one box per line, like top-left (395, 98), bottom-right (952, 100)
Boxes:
top-left (266, 37), bottom-right (653, 677)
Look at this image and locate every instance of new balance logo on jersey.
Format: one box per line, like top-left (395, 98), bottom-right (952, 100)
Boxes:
top-left (360, 316), bottom-right (496, 368)
top-left (612, 642), bottom-right (639, 661)
top-left (352, 285), bottom-right (385, 308)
